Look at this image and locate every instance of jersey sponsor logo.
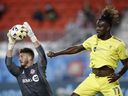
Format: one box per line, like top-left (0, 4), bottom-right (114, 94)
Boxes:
top-left (22, 78), bottom-right (33, 83)
top-left (32, 74), bottom-right (39, 82)
top-left (22, 74), bottom-right (39, 83)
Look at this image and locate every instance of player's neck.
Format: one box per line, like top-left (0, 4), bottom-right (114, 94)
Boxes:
top-left (24, 61), bottom-right (33, 68)
top-left (98, 33), bottom-right (112, 40)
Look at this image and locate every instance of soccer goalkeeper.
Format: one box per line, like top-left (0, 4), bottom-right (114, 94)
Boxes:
top-left (47, 6), bottom-right (128, 96)
top-left (5, 22), bottom-right (52, 96)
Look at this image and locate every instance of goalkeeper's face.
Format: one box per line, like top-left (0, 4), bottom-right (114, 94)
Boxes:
top-left (19, 53), bottom-right (33, 68)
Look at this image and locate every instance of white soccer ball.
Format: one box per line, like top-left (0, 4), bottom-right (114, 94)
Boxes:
top-left (10, 24), bottom-right (27, 40)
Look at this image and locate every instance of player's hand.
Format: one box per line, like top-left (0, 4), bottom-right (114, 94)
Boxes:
top-left (23, 22), bottom-right (37, 42)
top-left (23, 22), bottom-right (35, 37)
top-left (7, 31), bottom-right (16, 50)
top-left (108, 73), bottom-right (120, 83)
top-left (7, 31), bottom-right (16, 44)
top-left (47, 51), bottom-right (57, 58)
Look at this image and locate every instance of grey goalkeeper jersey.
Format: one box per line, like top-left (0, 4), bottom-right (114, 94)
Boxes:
top-left (5, 46), bottom-right (52, 96)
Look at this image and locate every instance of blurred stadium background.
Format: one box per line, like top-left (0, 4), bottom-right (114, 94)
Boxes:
top-left (0, 0), bottom-right (128, 96)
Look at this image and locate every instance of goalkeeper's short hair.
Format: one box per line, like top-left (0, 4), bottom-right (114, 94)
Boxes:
top-left (20, 48), bottom-right (34, 59)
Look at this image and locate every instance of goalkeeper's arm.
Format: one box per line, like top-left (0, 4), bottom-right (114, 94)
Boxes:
top-left (7, 31), bottom-right (16, 56)
top-left (23, 22), bottom-right (40, 48)
top-left (6, 31), bottom-right (21, 76)
top-left (23, 22), bottom-right (47, 68)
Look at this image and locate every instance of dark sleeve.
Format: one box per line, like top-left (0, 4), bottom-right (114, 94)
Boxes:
top-left (36, 45), bottom-right (47, 73)
top-left (5, 56), bottom-right (21, 77)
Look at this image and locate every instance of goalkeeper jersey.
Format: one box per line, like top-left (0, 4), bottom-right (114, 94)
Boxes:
top-left (5, 46), bottom-right (52, 96)
top-left (82, 35), bottom-right (128, 69)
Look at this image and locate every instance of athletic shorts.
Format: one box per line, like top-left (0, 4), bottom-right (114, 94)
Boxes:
top-left (74, 73), bottom-right (122, 96)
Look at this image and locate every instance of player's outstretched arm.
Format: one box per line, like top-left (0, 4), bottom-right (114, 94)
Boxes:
top-left (5, 31), bottom-right (21, 76)
top-left (47, 45), bottom-right (85, 58)
top-left (23, 22), bottom-right (40, 48)
top-left (23, 22), bottom-right (47, 65)
top-left (6, 31), bottom-right (16, 57)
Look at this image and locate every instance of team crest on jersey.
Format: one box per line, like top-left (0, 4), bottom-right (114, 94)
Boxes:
top-left (109, 45), bottom-right (112, 49)
top-left (30, 69), bottom-right (35, 74)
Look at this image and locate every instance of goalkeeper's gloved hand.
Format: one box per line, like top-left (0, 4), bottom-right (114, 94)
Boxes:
top-left (7, 31), bottom-right (16, 50)
top-left (23, 22), bottom-right (37, 42)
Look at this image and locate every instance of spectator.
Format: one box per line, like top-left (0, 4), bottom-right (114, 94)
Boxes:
top-left (0, 2), bottom-right (6, 20)
top-left (65, 17), bottom-right (80, 32)
top-left (81, 3), bottom-right (96, 27)
top-left (44, 2), bottom-right (58, 21)
top-left (32, 8), bottom-right (44, 22)
top-left (76, 10), bottom-right (86, 28)
top-left (0, 30), bottom-right (6, 41)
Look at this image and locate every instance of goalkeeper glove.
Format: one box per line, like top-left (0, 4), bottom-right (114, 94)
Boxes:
top-left (7, 31), bottom-right (16, 50)
top-left (23, 22), bottom-right (37, 42)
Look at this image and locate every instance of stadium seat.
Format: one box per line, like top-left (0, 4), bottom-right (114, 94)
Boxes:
top-left (1, 0), bottom-right (127, 39)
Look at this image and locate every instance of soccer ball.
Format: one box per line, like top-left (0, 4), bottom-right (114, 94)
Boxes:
top-left (10, 24), bottom-right (27, 40)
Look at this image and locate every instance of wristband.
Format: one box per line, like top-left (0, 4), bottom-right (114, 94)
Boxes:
top-left (8, 43), bottom-right (14, 50)
top-left (30, 35), bottom-right (37, 43)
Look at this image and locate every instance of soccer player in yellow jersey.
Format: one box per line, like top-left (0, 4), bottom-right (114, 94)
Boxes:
top-left (47, 6), bottom-right (128, 96)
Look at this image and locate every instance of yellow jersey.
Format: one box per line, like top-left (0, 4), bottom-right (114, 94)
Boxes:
top-left (82, 35), bottom-right (128, 69)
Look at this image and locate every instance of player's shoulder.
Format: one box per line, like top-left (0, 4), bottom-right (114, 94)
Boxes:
top-left (87, 34), bottom-right (97, 40)
top-left (112, 36), bottom-right (126, 46)
top-left (83, 34), bottom-right (96, 42)
top-left (112, 36), bottom-right (124, 43)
